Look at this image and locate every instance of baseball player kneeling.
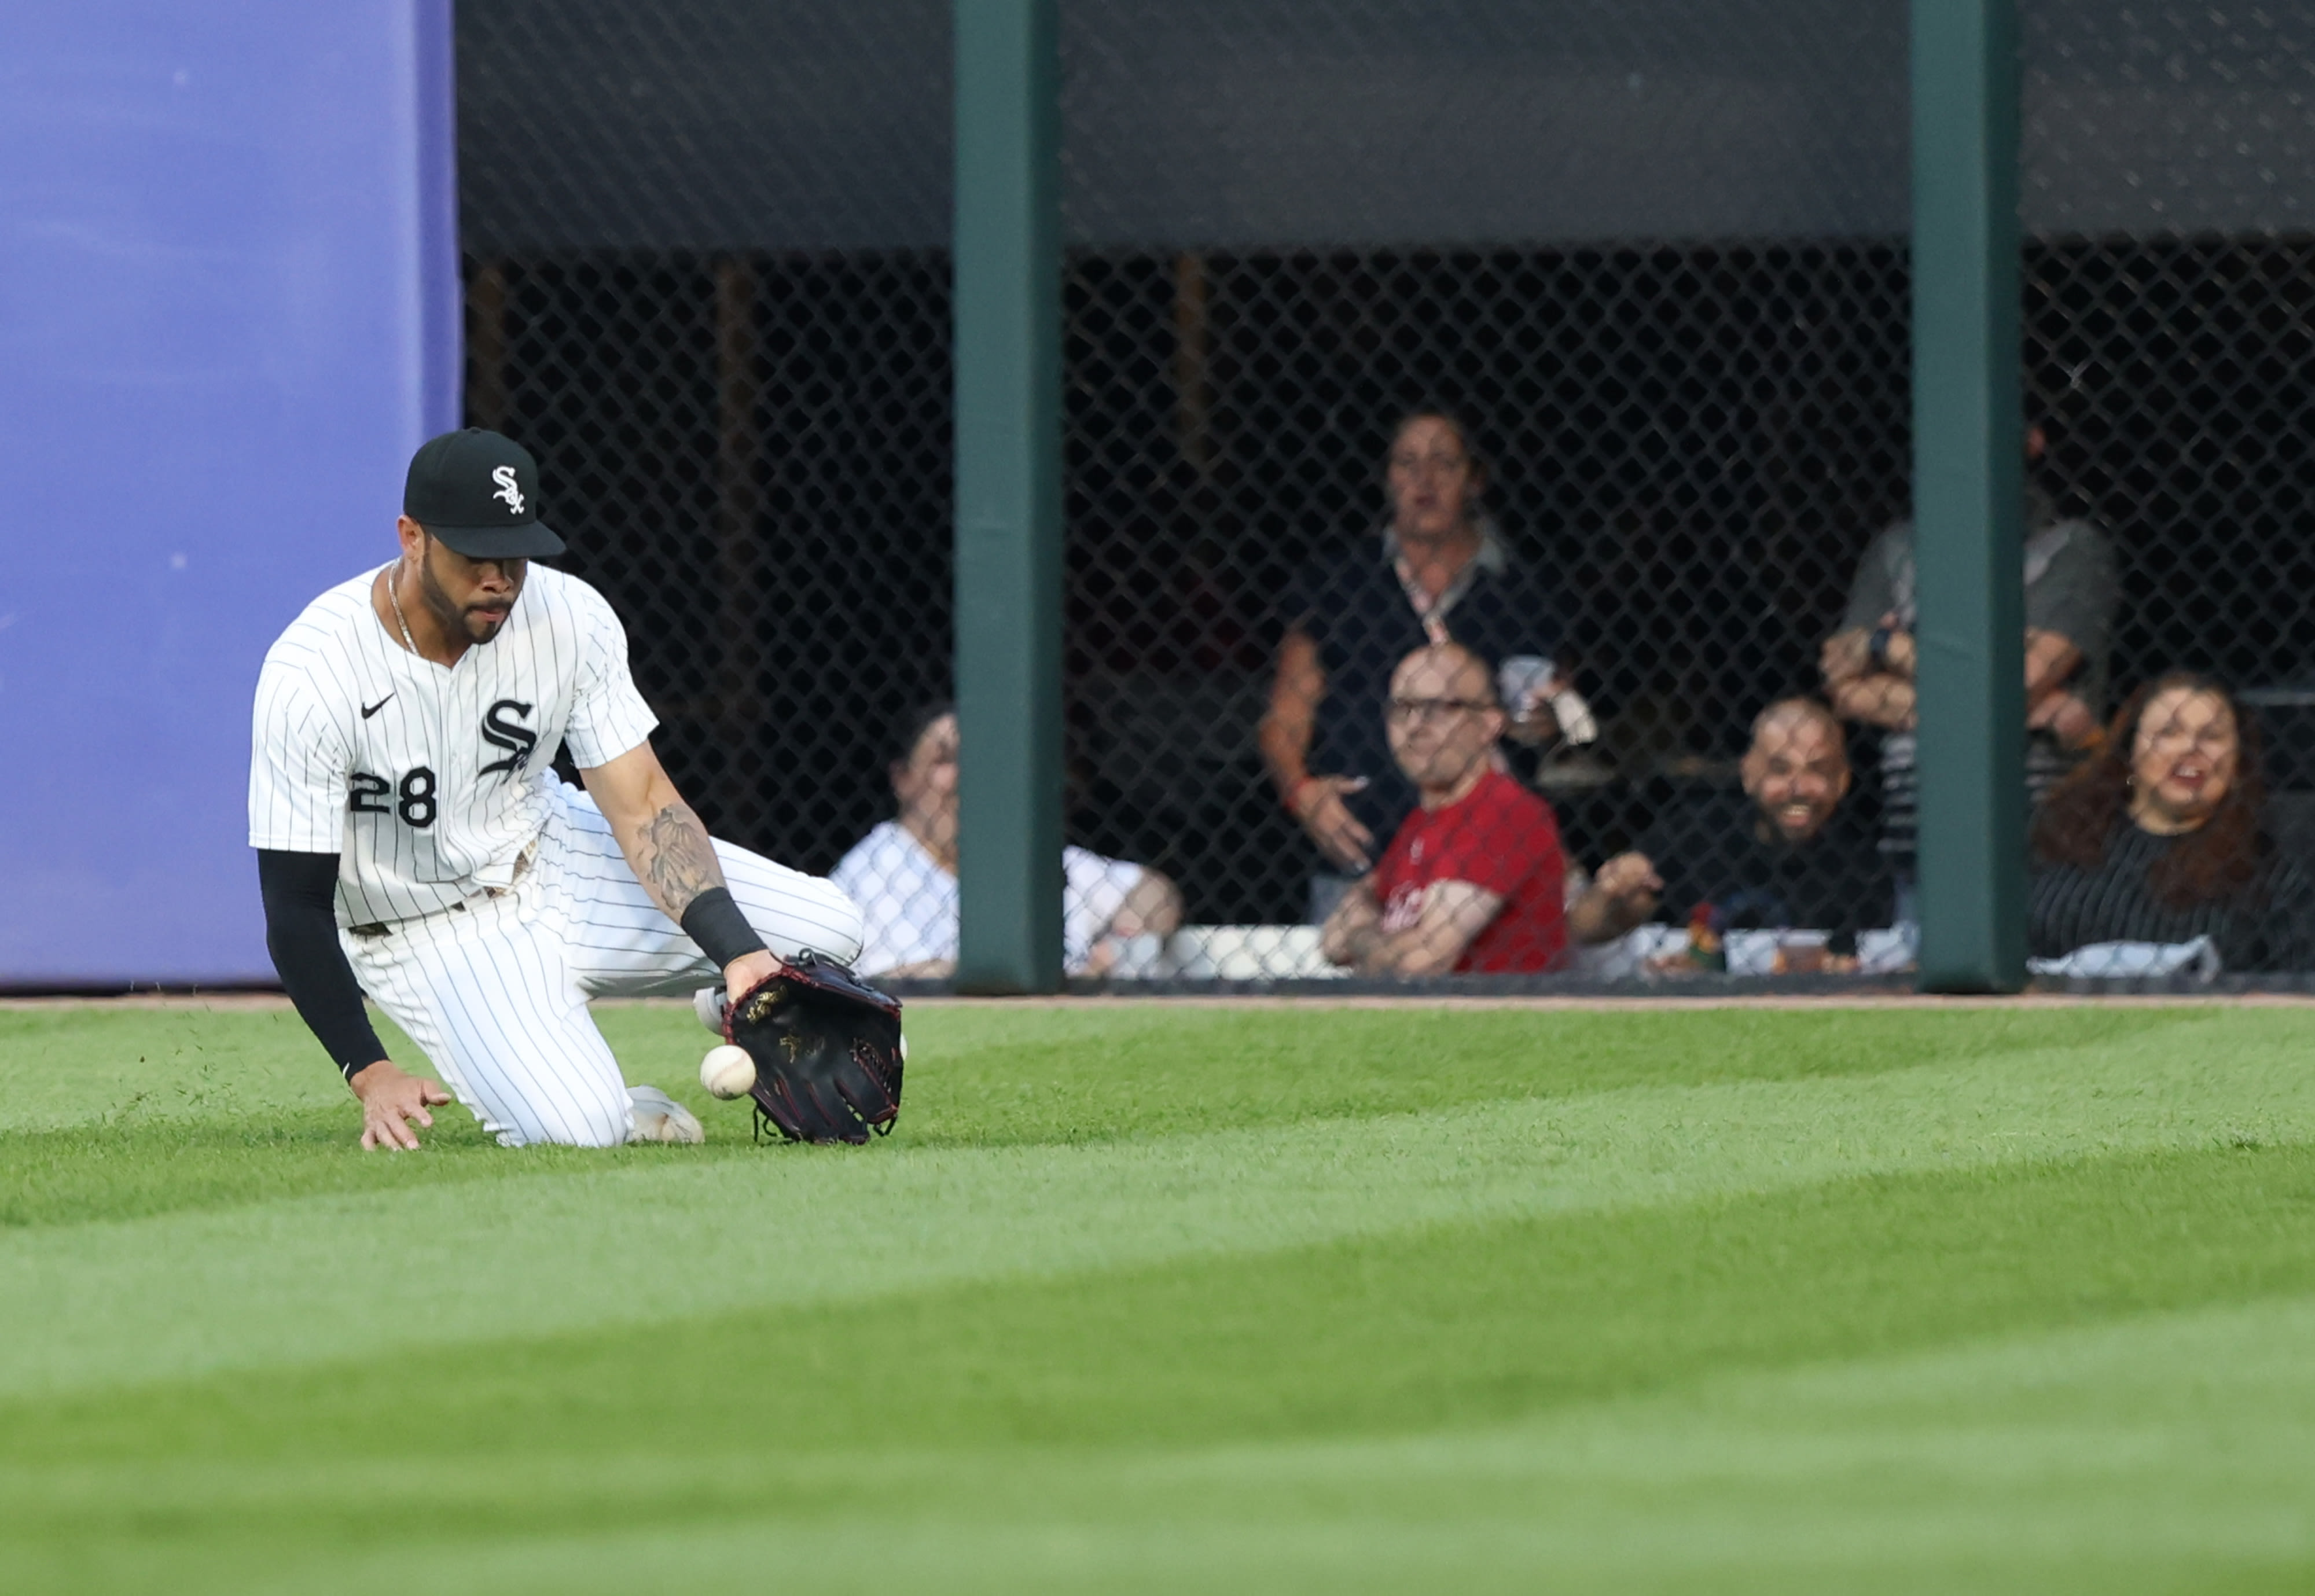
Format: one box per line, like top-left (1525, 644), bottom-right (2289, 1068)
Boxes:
top-left (249, 428), bottom-right (867, 1150)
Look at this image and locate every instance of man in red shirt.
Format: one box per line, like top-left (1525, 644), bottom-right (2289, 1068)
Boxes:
top-left (1320, 641), bottom-right (1569, 974)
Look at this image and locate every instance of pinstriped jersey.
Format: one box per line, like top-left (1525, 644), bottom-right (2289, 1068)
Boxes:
top-left (248, 564), bottom-right (657, 928)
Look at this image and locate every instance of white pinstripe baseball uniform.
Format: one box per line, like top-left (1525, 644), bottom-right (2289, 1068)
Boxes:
top-left (249, 563), bottom-right (863, 1146)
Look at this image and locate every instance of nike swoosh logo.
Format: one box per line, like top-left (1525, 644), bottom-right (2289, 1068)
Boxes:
top-left (361, 694), bottom-right (395, 719)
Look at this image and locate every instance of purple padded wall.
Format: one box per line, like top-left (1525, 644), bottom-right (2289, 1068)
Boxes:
top-left (0, 0), bottom-right (458, 985)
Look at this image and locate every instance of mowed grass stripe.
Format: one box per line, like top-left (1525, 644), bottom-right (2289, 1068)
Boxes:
top-left (5, 1004), bottom-right (2181, 1229)
top-left (2, 1017), bottom-right (2311, 1401)
top-left (0, 1004), bottom-right (2247, 1236)
top-left (3, 1146), bottom-right (2313, 1596)
top-left (831, 1001), bottom-right (2219, 1147)
top-left (1, 998), bottom-right (2209, 1139)
top-left (16, 1141), bottom-right (2315, 1456)
top-left (244, 1511), bottom-right (2315, 1596)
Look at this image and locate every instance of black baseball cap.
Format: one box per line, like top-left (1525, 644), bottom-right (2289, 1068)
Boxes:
top-left (402, 428), bottom-right (566, 558)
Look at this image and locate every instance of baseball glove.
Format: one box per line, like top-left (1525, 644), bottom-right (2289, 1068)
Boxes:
top-left (724, 952), bottom-right (905, 1145)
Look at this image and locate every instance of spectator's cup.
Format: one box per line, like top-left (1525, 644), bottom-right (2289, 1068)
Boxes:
top-left (1770, 930), bottom-right (1832, 976)
top-left (1499, 654), bottom-right (1599, 746)
top-left (1498, 656), bottom-right (1555, 718)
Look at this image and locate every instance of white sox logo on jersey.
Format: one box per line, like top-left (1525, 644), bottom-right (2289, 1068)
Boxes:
top-left (480, 699), bottom-right (538, 778)
top-left (491, 465), bottom-right (525, 515)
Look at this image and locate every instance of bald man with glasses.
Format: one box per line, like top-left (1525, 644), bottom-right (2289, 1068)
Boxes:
top-left (1320, 642), bottom-right (1570, 976)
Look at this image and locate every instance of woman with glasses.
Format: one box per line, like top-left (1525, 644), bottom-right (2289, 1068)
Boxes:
top-left (2027, 672), bottom-right (2315, 972)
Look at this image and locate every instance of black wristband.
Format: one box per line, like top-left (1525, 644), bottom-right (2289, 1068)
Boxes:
top-left (1867, 624), bottom-right (1894, 670)
top-left (681, 887), bottom-right (767, 972)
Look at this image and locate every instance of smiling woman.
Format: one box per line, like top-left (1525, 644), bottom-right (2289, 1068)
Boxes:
top-left (2027, 672), bottom-right (2315, 971)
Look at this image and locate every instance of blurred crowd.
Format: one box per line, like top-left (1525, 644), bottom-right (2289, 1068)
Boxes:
top-left (834, 410), bottom-right (2315, 982)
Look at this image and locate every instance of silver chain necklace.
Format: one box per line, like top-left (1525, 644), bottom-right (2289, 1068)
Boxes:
top-left (385, 560), bottom-right (420, 657)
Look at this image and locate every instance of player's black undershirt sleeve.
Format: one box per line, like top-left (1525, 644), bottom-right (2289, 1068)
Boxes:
top-left (256, 849), bottom-right (388, 1080)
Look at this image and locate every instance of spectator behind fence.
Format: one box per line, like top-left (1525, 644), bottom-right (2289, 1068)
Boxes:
top-left (832, 703), bottom-right (1184, 980)
top-left (1320, 643), bottom-right (1568, 975)
top-left (1822, 429), bottom-right (2116, 901)
top-left (1262, 411), bottom-right (1573, 922)
top-left (2027, 673), bottom-right (2315, 973)
top-left (1569, 698), bottom-right (1895, 965)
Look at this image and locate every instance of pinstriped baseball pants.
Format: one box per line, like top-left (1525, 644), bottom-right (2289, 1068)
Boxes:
top-left (345, 785), bottom-right (863, 1147)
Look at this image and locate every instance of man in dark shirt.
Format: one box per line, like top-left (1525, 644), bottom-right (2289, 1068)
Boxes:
top-left (1821, 455), bottom-right (2118, 884)
top-left (1259, 414), bottom-right (1566, 917)
top-left (1571, 697), bottom-right (1895, 950)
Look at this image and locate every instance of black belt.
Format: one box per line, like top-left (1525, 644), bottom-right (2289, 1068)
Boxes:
top-left (346, 845), bottom-right (531, 939)
top-left (347, 898), bottom-right (473, 939)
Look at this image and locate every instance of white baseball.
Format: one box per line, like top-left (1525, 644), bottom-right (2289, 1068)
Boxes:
top-left (700, 1043), bottom-right (756, 1099)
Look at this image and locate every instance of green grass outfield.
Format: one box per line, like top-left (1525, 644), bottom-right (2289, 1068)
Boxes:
top-left (4, 998), bottom-right (2315, 1594)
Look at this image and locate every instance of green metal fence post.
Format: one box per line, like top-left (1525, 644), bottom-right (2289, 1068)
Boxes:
top-left (1912, 0), bottom-right (2026, 992)
top-left (953, 0), bottom-right (1063, 994)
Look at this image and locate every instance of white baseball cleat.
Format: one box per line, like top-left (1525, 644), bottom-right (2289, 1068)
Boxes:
top-left (693, 986), bottom-right (729, 1036)
top-left (627, 1084), bottom-right (705, 1145)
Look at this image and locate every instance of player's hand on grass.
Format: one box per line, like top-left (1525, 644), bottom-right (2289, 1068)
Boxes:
top-left (348, 1060), bottom-right (452, 1151)
top-left (1291, 775), bottom-right (1375, 873)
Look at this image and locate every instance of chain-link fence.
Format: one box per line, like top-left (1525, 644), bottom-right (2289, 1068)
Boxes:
top-left (460, 0), bottom-right (2315, 988)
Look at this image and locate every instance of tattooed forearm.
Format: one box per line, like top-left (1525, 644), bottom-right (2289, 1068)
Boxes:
top-left (633, 801), bottom-right (726, 919)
